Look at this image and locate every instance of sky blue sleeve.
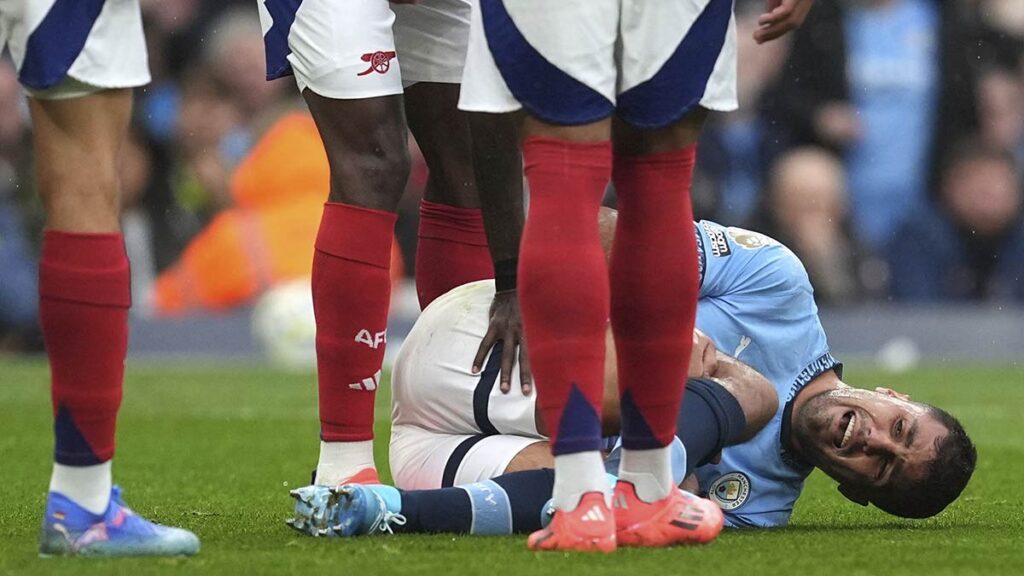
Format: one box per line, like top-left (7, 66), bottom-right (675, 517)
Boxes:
top-left (724, 509), bottom-right (792, 529)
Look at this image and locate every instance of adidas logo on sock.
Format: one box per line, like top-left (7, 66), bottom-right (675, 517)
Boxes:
top-left (580, 505), bottom-right (606, 522)
top-left (348, 370), bottom-right (381, 391)
top-left (613, 493), bottom-right (629, 510)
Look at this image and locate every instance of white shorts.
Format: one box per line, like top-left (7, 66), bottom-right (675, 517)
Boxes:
top-left (458, 0), bottom-right (738, 128)
top-left (393, 0), bottom-right (471, 87)
top-left (0, 0), bottom-right (150, 99)
top-left (259, 0), bottom-right (471, 99)
top-left (389, 426), bottom-right (543, 490)
top-left (390, 280), bottom-right (545, 489)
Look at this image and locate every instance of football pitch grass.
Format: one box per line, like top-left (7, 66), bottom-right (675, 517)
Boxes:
top-left (1, 359), bottom-right (1021, 575)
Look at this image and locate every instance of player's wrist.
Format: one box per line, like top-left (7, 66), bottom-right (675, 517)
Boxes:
top-left (494, 258), bottom-right (518, 292)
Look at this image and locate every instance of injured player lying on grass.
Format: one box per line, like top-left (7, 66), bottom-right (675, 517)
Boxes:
top-left (286, 212), bottom-right (977, 537)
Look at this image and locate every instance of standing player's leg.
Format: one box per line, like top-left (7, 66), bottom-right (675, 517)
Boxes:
top-left (608, 114), bottom-right (712, 547)
top-left (404, 83), bottom-right (493, 309)
top-left (607, 0), bottom-right (735, 547)
top-left (32, 89), bottom-right (198, 556)
top-left (8, 0), bottom-right (200, 555)
top-left (259, 0), bottom-right (410, 490)
top-left (471, 0), bottom-right (619, 552)
top-left (518, 116), bottom-right (613, 513)
top-left (302, 91), bottom-right (409, 487)
top-left (609, 112), bottom-right (705, 505)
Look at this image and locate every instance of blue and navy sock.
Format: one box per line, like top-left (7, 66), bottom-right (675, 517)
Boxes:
top-left (394, 469), bottom-right (556, 535)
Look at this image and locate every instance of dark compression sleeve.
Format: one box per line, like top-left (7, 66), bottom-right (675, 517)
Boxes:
top-left (677, 378), bottom-right (748, 476)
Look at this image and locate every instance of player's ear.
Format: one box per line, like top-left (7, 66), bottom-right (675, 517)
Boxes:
top-left (838, 484), bottom-right (870, 506)
top-left (874, 387), bottom-right (911, 402)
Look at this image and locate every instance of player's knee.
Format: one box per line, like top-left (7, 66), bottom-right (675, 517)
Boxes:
top-left (613, 108), bottom-right (708, 155)
top-left (303, 91), bottom-right (411, 210)
top-left (39, 174), bottom-right (122, 232)
top-left (406, 86), bottom-right (478, 207)
top-left (326, 134), bottom-right (410, 209)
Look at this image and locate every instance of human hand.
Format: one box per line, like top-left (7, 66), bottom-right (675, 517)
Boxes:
top-left (688, 329), bottom-right (719, 379)
top-left (754, 0), bottom-right (815, 44)
top-left (472, 290), bottom-right (533, 395)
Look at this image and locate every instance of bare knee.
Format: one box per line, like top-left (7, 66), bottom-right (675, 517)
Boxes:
top-left (304, 91), bottom-right (411, 211)
top-left (613, 107), bottom-right (709, 155)
top-left (522, 116), bottom-right (611, 142)
top-left (28, 90), bottom-right (132, 232)
top-left (405, 83), bottom-right (478, 208)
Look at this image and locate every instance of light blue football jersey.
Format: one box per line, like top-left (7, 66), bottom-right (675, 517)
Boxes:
top-left (692, 220), bottom-right (841, 528)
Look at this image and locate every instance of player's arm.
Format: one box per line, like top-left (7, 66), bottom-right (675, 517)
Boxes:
top-left (525, 331), bottom-right (775, 469)
top-left (705, 343), bottom-right (778, 442)
top-left (532, 327), bottom-right (775, 438)
top-left (469, 113), bottom-right (531, 395)
top-left (754, 0), bottom-right (815, 44)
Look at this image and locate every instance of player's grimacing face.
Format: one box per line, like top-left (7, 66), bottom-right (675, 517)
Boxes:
top-left (792, 388), bottom-right (947, 494)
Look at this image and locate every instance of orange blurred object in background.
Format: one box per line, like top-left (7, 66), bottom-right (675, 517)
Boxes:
top-left (152, 113), bottom-right (404, 316)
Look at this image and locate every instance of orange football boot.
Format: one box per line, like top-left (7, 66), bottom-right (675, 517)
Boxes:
top-left (527, 492), bottom-right (616, 553)
top-left (613, 481), bottom-right (724, 547)
top-left (340, 468), bottom-right (381, 486)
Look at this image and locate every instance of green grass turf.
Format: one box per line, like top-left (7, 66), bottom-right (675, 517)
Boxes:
top-left (0, 359), bottom-right (1021, 575)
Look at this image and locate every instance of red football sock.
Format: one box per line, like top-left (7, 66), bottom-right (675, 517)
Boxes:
top-left (611, 145), bottom-right (699, 449)
top-left (519, 136), bottom-right (611, 455)
top-left (313, 202), bottom-right (396, 442)
top-left (415, 200), bottom-right (493, 309)
top-left (40, 231), bottom-right (130, 465)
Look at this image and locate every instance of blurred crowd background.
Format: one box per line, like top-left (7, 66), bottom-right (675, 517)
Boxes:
top-left (2, 0), bottom-right (1024, 351)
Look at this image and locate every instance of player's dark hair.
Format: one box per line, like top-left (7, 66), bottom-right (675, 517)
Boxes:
top-left (872, 407), bottom-right (977, 519)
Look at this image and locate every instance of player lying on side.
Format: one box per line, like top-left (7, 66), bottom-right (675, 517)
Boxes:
top-left (286, 215), bottom-right (976, 535)
top-left (289, 322), bottom-right (767, 538)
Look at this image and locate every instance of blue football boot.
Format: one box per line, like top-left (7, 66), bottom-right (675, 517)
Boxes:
top-left (287, 483), bottom-right (405, 537)
top-left (39, 486), bottom-right (200, 557)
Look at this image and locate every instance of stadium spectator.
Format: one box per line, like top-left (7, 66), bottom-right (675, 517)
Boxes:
top-left (165, 69), bottom-right (242, 247)
top-left (766, 0), bottom-right (979, 251)
top-left (748, 147), bottom-right (884, 305)
top-left (203, 6), bottom-right (288, 124)
top-left (135, 1), bottom-right (271, 270)
top-left (976, 66), bottom-right (1024, 168)
top-left (694, 0), bottom-right (792, 223)
top-left (0, 60), bottom-right (38, 350)
top-left (149, 110), bottom-right (406, 316)
top-left (888, 139), bottom-right (1024, 301)
top-left (974, 0), bottom-right (1024, 71)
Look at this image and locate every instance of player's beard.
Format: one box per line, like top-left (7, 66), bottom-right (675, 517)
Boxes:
top-left (789, 388), bottom-right (862, 470)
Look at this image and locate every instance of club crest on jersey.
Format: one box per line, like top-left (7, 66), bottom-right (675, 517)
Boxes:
top-left (357, 51), bottom-right (397, 76)
top-left (708, 472), bottom-right (750, 510)
top-left (702, 222), bottom-right (731, 257)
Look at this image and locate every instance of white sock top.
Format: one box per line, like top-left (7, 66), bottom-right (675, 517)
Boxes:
top-left (552, 451), bottom-right (609, 512)
top-left (50, 461), bottom-right (112, 516)
top-left (618, 445), bottom-right (675, 503)
top-left (314, 440), bottom-right (376, 486)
